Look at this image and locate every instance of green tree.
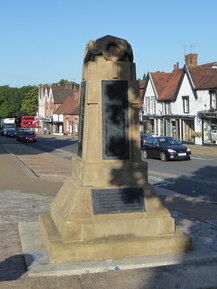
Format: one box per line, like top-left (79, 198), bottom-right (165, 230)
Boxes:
top-left (20, 86), bottom-right (38, 115)
top-left (142, 73), bottom-right (148, 80)
top-left (0, 86), bottom-right (15, 118)
top-left (51, 79), bottom-right (79, 88)
top-left (52, 79), bottom-right (69, 86)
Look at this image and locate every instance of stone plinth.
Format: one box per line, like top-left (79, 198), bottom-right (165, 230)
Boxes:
top-left (39, 35), bottom-right (190, 263)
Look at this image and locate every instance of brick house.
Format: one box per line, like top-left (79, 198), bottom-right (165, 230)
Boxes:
top-left (53, 90), bottom-right (79, 136)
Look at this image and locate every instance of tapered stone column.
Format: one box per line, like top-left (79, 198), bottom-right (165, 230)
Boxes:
top-left (39, 35), bottom-right (190, 263)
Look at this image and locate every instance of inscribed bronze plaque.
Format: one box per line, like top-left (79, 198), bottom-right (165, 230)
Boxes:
top-left (102, 80), bottom-right (129, 159)
top-left (77, 81), bottom-right (86, 157)
top-left (92, 188), bottom-right (145, 214)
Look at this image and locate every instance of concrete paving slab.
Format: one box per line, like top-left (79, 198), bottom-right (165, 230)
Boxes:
top-left (18, 221), bottom-right (217, 278)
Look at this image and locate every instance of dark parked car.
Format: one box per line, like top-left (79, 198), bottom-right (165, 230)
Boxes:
top-left (17, 130), bottom-right (37, 143)
top-left (140, 134), bottom-right (151, 148)
top-left (16, 129), bottom-right (26, 141)
top-left (142, 136), bottom-right (191, 161)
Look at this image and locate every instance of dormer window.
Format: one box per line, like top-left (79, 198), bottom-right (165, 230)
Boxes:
top-left (182, 96), bottom-right (189, 113)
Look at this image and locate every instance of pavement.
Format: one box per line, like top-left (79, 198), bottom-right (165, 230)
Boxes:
top-left (188, 143), bottom-right (217, 156)
top-left (0, 135), bottom-right (217, 288)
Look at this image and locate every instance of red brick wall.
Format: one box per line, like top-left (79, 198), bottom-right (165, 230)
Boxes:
top-left (185, 54), bottom-right (198, 67)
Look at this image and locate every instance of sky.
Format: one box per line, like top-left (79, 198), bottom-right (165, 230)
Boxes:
top-left (0, 0), bottom-right (217, 87)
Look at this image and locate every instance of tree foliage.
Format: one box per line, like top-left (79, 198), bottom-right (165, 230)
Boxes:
top-left (0, 85), bottom-right (38, 119)
top-left (142, 73), bottom-right (148, 80)
top-left (51, 79), bottom-right (79, 89)
top-left (20, 86), bottom-right (38, 115)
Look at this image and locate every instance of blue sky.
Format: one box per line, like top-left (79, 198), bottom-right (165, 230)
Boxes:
top-left (0, 0), bottom-right (216, 87)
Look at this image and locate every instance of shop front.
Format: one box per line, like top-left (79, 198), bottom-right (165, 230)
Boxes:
top-left (199, 111), bottom-right (217, 145)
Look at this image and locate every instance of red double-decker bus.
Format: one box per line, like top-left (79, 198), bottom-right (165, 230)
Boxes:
top-left (20, 116), bottom-right (38, 128)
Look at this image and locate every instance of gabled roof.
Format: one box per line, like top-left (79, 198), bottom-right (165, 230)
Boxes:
top-left (187, 62), bottom-right (217, 89)
top-left (51, 86), bottom-right (77, 104)
top-left (150, 69), bottom-right (183, 101)
top-left (139, 80), bottom-right (147, 99)
top-left (39, 86), bottom-right (49, 95)
top-left (54, 90), bottom-right (80, 115)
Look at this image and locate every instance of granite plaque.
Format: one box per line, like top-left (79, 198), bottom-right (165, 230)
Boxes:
top-left (102, 80), bottom-right (129, 159)
top-left (92, 188), bottom-right (144, 214)
top-left (77, 81), bottom-right (86, 157)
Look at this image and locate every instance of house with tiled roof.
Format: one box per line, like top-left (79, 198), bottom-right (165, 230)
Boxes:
top-left (142, 67), bottom-right (184, 138)
top-left (142, 54), bottom-right (217, 145)
top-left (53, 90), bottom-right (80, 136)
top-left (37, 84), bottom-right (79, 134)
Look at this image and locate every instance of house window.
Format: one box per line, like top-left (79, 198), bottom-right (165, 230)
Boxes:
top-left (182, 96), bottom-right (189, 113)
top-left (151, 96), bottom-right (156, 114)
top-left (145, 97), bottom-right (150, 114)
top-left (164, 102), bottom-right (171, 115)
top-left (74, 123), bottom-right (78, 133)
top-left (210, 90), bottom-right (217, 110)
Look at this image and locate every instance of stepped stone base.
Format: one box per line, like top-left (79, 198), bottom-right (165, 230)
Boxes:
top-left (39, 214), bottom-right (191, 264)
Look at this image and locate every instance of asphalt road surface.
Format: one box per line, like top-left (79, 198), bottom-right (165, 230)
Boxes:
top-left (35, 135), bottom-right (78, 155)
top-left (147, 154), bottom-right (217, 203)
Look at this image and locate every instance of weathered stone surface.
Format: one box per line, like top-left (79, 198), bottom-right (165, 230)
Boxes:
top-left (83, 35), bottom-right (134, 63)
top-left (39, 35), bottom-right (190, 263)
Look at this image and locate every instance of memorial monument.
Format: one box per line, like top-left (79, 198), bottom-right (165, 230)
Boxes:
top-left (39, 35), bottom-right (190, 263)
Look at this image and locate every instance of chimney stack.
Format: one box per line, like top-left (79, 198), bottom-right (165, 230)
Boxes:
top-left (185, 54), bottom-right (198, 67)
top-left (173, 62), bottom-right (180, 71)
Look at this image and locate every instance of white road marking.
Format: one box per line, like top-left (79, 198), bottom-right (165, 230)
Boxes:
top-left (191, 156), bottom-right (210, 160)
top-left (148, 175), bottom-right (176, 187)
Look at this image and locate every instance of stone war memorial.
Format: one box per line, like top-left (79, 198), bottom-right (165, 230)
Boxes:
top-left (39, 35), bottom-right (190, 263)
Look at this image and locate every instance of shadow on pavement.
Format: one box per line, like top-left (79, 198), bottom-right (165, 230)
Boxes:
top-left (0, 254), bottom-right (33, 281)
top-left (155, 164), bottom-right (217, 203)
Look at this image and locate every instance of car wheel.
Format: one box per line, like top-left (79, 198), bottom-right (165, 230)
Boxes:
top-left (160, 152), bottom-right (167, 162)
top-left (141, 150), bottom-right (148, 160)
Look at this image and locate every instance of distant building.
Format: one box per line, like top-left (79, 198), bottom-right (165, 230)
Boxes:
top-left (53, 90), bottom-right (79, 136)
top-left (37, 84), bottom-right (79, 135)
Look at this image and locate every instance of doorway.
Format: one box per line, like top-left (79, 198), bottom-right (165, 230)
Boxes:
top-left (182, 119), bottom-right (194, 142)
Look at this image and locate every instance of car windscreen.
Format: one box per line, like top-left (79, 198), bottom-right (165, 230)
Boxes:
top-left (158, 137), bottom-right (181, 146)
top-left (24, 131), bottom-right (35, 135)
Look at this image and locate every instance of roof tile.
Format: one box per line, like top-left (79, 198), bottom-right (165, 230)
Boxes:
top-left (150, 69), bottom-right (183, 100)
top-left (188, 62), bottom-right (217, 89)
top-left (54, 89), bottom-right (80, 115)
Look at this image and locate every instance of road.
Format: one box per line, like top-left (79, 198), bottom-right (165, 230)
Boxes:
top-left (31, 135), bottom-right (78, 157)
top-left (147, 154), bottom-right (217, 202)
top-left (2, 135), bottom-right (217, 202)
